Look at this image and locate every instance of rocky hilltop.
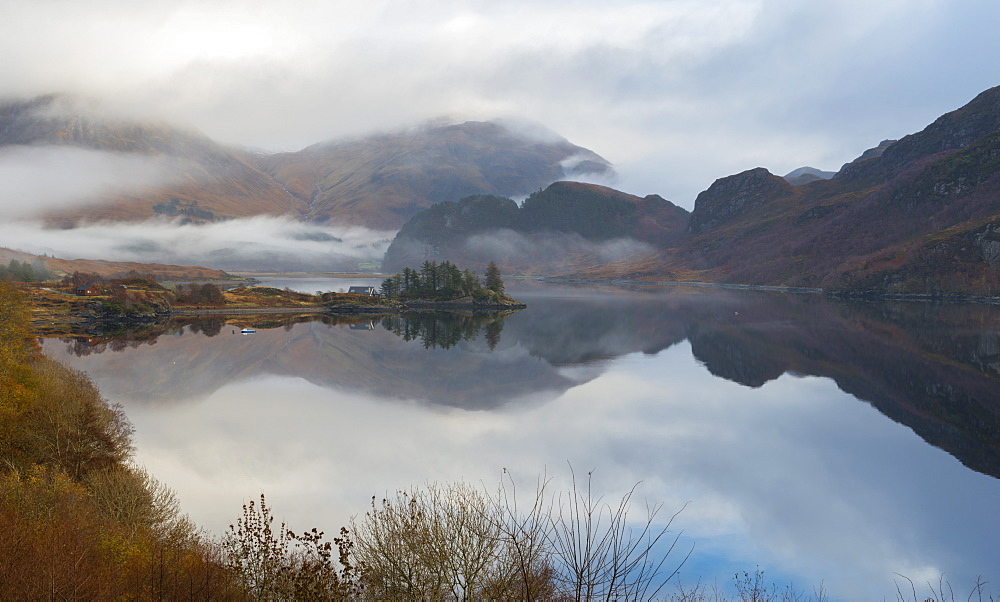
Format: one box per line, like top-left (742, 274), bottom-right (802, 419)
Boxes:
top-left (783, 166), bottom-right (835, 186)
top-left (687, 167), bottom-right (795, 234)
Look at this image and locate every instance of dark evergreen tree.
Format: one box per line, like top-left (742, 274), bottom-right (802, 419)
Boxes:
top-left (420, 261), bottom-right (438, 295)
top-left (380, 277), bottom-right (397, 299)
top-left (31, 258), bottom-right (48, 282)
top-left (462, 269), bottom-right (479, 295)
top-left (401, 268), bottom-right (419, 294)
top-left (484, 262), bottom-right (504, 296)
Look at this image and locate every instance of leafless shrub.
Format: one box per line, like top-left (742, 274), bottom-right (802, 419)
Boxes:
top-left (225, 493), bottom-right (359, 600)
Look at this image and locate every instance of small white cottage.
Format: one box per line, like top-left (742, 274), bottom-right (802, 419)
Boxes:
top-left (347, 286), bottom-right (378, 296)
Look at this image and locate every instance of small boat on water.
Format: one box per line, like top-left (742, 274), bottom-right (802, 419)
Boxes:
top-left (241, 328), bottom-right (257, 334)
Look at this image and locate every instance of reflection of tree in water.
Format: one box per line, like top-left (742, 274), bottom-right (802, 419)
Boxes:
top-left (186, 318), bottom-right (224, 337)
top-left (61, 336), bottom-right (158, 358)
top-left (485, 319), bottom-right (503, 351)
top-left (380, 312), bottom-right (507, 350)
top-left (56, 314), bottom-right (394, 357)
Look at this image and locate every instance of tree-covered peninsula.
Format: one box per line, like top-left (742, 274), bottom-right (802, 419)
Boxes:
top-left (379, 260), bottom-right (524, 307)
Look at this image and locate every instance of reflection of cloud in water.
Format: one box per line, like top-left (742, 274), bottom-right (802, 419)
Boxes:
top-left (122, 346), bottom-right (1000, 599)
top-left (553, 363), bottom-right (605, 383)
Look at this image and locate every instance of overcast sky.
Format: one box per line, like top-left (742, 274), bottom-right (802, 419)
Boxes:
top-left (3, 0), bottom-right (1000, 208)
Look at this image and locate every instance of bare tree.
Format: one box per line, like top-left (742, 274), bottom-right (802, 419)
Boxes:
top-left (225, 493), bottom-right (358, 600)
top-left (546, 467), bottom-right (691, 601)
top-left (489, 469), bottom-right (560, 600)
top-left (352, 482), bottom-right (509, 600)
top-left (493, 466), bottom-right (691, 601)
top-left (351, 471), bottom-right (691, 601)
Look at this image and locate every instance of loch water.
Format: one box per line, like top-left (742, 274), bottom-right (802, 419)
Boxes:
top-left (41, 281), bottom-right (1000, 599)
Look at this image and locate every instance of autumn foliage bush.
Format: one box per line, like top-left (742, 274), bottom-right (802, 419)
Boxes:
top-left (0, 281), bottom-right (241, 598)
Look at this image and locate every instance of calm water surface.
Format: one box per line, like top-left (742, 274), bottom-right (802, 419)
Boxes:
top-left (41, 282), bottom-right (1000, 599)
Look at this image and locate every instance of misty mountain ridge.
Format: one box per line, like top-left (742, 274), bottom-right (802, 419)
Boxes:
top-left (0, 94), bottom-right (612, 230)
top-left (6, 86), bottom-right (1000, 297)
top-left (257, 119), bottom-right (613, 229)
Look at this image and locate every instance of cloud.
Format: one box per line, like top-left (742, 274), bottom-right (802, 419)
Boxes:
top-left (2, 0), bottom-right (999, 209)
top-left (0, 146), bottom-right (182, 216)
top-left (0, 217), bottom-right (395, 271)
top-left (0, 132), bottom-right (394, 272)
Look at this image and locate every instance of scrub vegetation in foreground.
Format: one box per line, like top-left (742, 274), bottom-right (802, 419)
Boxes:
top-left (1, 280), bottom-right (995, 600)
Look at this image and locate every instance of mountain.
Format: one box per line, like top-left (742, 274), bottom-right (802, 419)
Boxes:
top-left (382, 181), bottom-right (689, 273)
top-left (577, 85), bottom-right (1000, 297)
top-left (257, 120), bottom-right (614, 229)
top-left (0, 95), bottom-right (306, 225)
top-left (1, 96), bottom-right (611, 231)
top-left (783, 166), bottom-right (835, 186)
top-left (9, 86), bottom-right (1000, 297)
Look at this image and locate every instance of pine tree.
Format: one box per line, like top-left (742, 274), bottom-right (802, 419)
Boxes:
top-left (484, 262), bottom-right (504, 296)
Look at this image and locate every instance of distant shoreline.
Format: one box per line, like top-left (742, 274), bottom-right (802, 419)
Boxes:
top-left (229, 271), bottom-right (386, 279)
top-left (544, 277), bottom-right (1000, 304)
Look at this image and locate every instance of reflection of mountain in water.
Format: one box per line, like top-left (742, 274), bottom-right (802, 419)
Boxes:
top-left (42, 286), bottom-right (1000, 478)
top-left (677, 293), bottom-right (1000, 479)
top-left (45, 312), bottom-right (583, 411)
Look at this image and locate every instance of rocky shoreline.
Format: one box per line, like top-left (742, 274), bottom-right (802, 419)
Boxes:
top-left (36, 298), bottom-right (525, 336)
